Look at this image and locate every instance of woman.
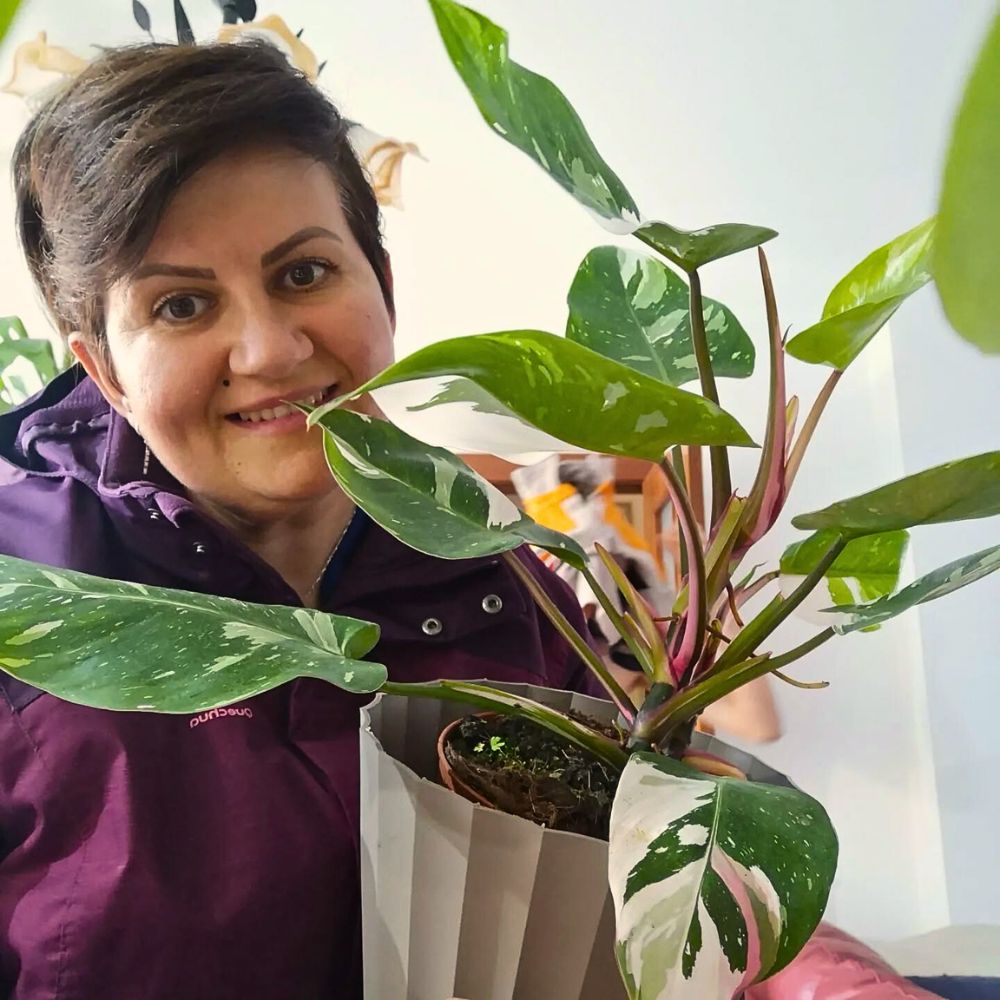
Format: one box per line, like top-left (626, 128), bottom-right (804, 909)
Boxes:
top-left (0, 41), bottom-right (595, 999)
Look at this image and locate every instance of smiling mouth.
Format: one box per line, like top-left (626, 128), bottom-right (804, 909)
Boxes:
top-left (226, 383), bottom-right (339, 424)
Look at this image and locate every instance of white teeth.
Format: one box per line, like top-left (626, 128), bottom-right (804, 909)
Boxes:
top-left (236, 387), bottom-right (332, 423)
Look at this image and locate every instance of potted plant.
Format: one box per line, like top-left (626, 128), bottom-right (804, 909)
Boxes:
top-left (1, 1), bottom-right (998, 998)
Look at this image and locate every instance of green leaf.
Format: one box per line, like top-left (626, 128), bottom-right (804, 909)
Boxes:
top-left (314, 407), bottom-right (588, 569)
top-left (609, 753), bottom-right (837, 998)
top-left (0, 0), bottom-right (21, 44)
top-left (566, 246), bottom-right (755, 386)
top-left (0, 317), bottom-right (65, 413)
top-left (781, 530), bottom-right (909, 603)
top-left (828, 543), bottom-right (1000, 634)
top-left (793, 451), bottom-right (1000, 536)
top-left (786, 218), bottom-right (935, 369)
top-left (382, 678), bottom-right (627, 769)
top-left (428, 0), bottom-right (639, 229)
top-left (0, 555), bottom-right (385, 712)
top-left (635, 220), bottom-right (778, 274)
top-left (934, 10), bottom-right (1000, 353)
top-left (323, 331), bottom-right (755, 460)
top-left (406, 376), bottom-right (514, 417)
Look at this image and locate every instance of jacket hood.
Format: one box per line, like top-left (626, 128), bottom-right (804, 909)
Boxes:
top-left (0, 366), bottom-right (158, 496)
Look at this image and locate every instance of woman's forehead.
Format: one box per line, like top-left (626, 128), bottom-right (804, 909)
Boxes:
top-left (143, 148), bottom-right (348, 262)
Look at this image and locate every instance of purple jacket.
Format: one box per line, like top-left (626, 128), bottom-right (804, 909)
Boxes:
top-left (0, 370), bottom-right (597, 999)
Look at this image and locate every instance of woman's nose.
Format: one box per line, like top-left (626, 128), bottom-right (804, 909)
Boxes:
top-left (227, 305), bottom-right (314, 379)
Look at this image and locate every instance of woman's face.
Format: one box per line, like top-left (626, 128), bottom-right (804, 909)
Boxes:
top-left (72, 147), bottom-right (394, 522)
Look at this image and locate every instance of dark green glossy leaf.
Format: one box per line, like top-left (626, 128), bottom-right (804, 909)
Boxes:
top-left (322, 331), bottom-right (755, 460)
top-left (781, 530), bottom-right (908, 603)
top-left (314, 407), bottom-right (588, 569)
top-left (382, 678), bottom-right (627, 769)
top-left (609, 753), bottom-right (836, 996)
top-left (828, 543), bottom-right (1000, 634)
top-left (786, 218), bottom-right (935, 369)
top-left (635, 220), bottom-right (778, 274)
top-left (935, 10), bottom-right (1000, 354)
top-left (566, 246), bottom-right (755, 386)
top-left (0, 555), bottom-right (385, 712)
top-left (428, 0), bottom-right (639, 228)
top-left (793, 451), bottom-right (1000, 536)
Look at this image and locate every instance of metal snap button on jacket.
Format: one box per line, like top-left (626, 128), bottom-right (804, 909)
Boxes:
top-left (481, 594), bottom-right (503, 614)
top-left (420, 617), bottom-right (443, 636)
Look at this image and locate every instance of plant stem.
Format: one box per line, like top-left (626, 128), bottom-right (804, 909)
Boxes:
top-left (659, 458), bottom-right (708, 682)
top-left (503, 551), bottom-right (635, 721)
top-left (711, 536), bottom-right (846, 674)
top-left (581, 562), bottom-right (655, 678)
top-left (784, 369), bottom-right (843, 495)
top-left (689, 269), bottom-right (731, 527)
top-left (649, 628), bottom-right (836, 741)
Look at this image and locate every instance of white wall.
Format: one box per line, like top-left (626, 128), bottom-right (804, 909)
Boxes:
top-left (2, 0), bottom-right (997, 940)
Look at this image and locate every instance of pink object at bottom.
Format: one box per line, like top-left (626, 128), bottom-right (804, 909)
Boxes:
top-left (744, 924), bottom-right (943, 1000)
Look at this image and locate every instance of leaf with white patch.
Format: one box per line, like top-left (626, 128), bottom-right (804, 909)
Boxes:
top-left (609, 753), bottom-right (836, 1000)
top-left (779, 530), bottom-right (908, 627)
top-left (314, 407), bottom-right (588, 568)
top-left (0, 555), bottom-right (385, 711)
top-left (827, 543), bottom-right (1000, 634)
top-left (319, 331), bottom-right (755, 459)
top-left (428, 0), bottom-right (639, 229)
top-left (566, 247), bottom-right (755, 386)
top-left (786, 218), bottom-right (935, 370)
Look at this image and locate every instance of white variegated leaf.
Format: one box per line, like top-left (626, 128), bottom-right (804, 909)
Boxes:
top-left (609, 753), bottom-right (836, 1000)
top-left (0, 554), bottom-right (386, 711)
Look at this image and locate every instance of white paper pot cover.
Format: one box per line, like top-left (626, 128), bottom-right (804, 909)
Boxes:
top-left (359, 681), bottom-right (792, 1000)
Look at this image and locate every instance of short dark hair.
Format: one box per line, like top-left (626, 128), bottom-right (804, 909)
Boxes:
top-left (12, 40), bottom-right (392, 343)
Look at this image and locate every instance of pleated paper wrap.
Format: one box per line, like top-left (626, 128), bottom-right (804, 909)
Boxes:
top-left (360, 682), bottom-right (792, 1000)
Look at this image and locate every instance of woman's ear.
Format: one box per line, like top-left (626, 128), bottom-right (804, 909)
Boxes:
top-left (67, 332), bottom-right (130, 420)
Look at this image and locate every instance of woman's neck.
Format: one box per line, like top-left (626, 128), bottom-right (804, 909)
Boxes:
top-left (194, 489), bottom-right (357, 608)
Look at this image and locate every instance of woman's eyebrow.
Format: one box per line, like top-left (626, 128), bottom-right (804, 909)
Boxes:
top-left (260, 226), bottom-right (342, 268)
top-left (130, 227), bottom-right (343, 282)
top-left (132, 263), bottom-right (216, 281)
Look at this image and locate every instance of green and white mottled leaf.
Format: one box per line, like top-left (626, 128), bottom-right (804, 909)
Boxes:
top-left (793, 451), bottom-right (1000, 536)
top-left (0, 555), bottom-right (385, 711)
top-left (635, 221), bottom-right (778, 274)
top-left (382, 678), bottom-right (628, 769)
top-left (934, 10), bottom-right (1000, 354)
top-left (780, 530), bottom-right (908, 625)
top-left (320, 331), bottom-right (755, 460)
top-left (566, 247), bottom-right (755, 386)
top-left (314, 407), bottom-right (588, 568)
top-left (609, 753), bottom-right (836, 1000)
top-left (827, 543), bottom-right (1000, 634)
top-left (406, 376), bottom-right (515, 417)
top-left (786, 218), bottom-right (935, 370)
top-left (428, 0), bottom-right (639, 230)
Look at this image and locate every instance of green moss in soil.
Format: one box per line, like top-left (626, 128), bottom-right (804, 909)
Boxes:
top-left (443, 713), bottom-right (622, 840)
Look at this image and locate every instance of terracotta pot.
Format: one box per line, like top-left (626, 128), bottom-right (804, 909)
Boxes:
top-left (435, 713), bottom-right (497, 807)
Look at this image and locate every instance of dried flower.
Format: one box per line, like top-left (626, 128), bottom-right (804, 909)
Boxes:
top-left (348, 125), bottom-right (425, 209)
top-left (1, 32), bottom-right (88, 102)
top-left (217, 14), bottom-right (319, 80)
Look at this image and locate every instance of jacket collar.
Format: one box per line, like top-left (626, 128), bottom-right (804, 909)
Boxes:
top-left (0, 365), bottom-right (183, 501)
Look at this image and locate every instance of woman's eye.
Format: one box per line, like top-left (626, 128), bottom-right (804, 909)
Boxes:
top-left (281, 260), bottom-right (332, 290)
top-left (154, 294), bottom-right (210, 323)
